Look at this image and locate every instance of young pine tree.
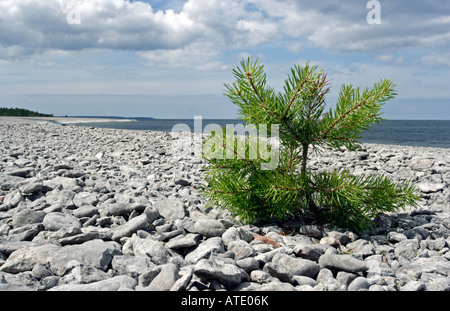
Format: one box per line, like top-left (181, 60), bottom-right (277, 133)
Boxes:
top-left (202, 58), bottom-right (420, 232)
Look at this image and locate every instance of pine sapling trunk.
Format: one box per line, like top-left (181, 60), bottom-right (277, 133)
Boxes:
top-left (301, 143), bottom-right (308, 176)
top-left (301, 143), bottom-right (322, 222)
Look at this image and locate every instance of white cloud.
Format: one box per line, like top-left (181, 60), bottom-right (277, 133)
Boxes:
top-left (375, 54), bottom-right (405, 65)
top-left (421, 52), bottom-right (450, 68)
top-left (2, 0), bottom-right (449, 61)
top-left (0, 0), bottom-right (199, 58)
top-left (0, 0), bottom-right (284, 71)
top-left (376, 54), bottom-right (395, 63)
top-left (248, 0), bottom-right (450, 53)
top-left (0, 0), bottom-right (278, 53)
top-left (137, 42), bottom-right (229, 71)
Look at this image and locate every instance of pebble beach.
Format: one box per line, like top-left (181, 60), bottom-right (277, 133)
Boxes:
top-left (0, 117), bottom-right (449, 291)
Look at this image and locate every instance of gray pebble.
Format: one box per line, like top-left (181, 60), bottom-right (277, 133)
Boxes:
top-left (43, 212), bottom-right (81, 231)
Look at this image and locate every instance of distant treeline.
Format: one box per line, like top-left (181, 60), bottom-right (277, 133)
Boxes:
top-left (0, 107), bottom-right (53, 117)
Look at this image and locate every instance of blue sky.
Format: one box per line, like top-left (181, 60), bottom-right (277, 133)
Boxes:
top-left (1, 0), bottom-right (449, 119)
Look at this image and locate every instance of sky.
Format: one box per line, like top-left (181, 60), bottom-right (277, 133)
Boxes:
top-left (0, 0), bottom-right (450, 119)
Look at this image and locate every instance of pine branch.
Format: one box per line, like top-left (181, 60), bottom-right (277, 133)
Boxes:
top-left (282, 66), bottom-right (312, 121)
top-left (323, 85), bottom-right (387, 137)
top-left (315, 79), bottom-right (396, 150)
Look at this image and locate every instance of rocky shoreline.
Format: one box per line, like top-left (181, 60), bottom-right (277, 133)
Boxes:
top-left (0, 119), bottom-right (449, 291)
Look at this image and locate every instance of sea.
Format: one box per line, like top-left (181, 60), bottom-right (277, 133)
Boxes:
top-left (73, 119), bottom-right (450, 149)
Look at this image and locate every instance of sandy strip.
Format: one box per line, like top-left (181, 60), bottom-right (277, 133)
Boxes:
top-left (0, 116), bottom-right (136, 125)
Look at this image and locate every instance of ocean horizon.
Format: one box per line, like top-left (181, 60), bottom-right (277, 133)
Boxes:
top-left (72, 119), bottom-right (450, 149)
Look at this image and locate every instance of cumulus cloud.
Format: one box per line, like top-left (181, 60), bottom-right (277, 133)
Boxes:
top-left (0, 0), bottom-right (199, 56)
top-left (258, 0), bottom-right (450, 53)
top-left (0, 0), bottom-right (278, 59)
top-left (1, 0), bottom-right (449, 65)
